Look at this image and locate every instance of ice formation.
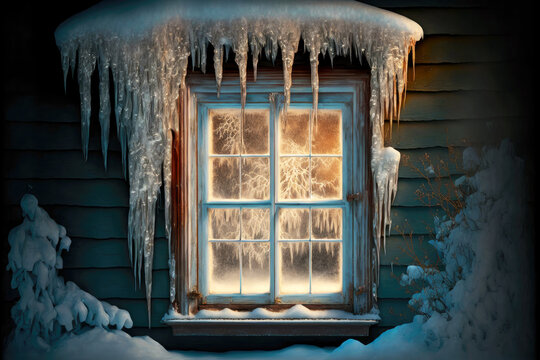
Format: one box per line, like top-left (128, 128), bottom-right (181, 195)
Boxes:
top-left (55, 0), bottom-right (422, 321)
top-left (6, 194), bottom-right (133, 352)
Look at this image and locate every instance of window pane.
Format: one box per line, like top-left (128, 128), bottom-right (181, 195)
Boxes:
top-left (208, 208), bottom-right (240, 240)
top-left (241, 157), bottom-right (270, 200)
top-left (312, 208), bottom-right (342, 240)
top-left (311, 157), bottom-right (342, 200)
top-left (241, 208), bottom-right (270, 240)
top-left (311, 242), bottom-right (342, 294)
top-left (209, 242), bottom-right (240, 294)
top-left (243, 110), bottom-right (270, 155)
top-left (209, 157), bottom-right (240, 200)
top-left (279, 110), bottom-right (309, 155)
top-left (279, 242), bottom-right (309, 294)
top-left (242, 242), bottom-right (270, 294)
top-left (278, 208), bottom-right (309, 240)
top-left (278, 156), bottom-right (309, 200)
top-left (209, 109), bottom-right (241, 155)
top-left (312, 110), bottom-right (342, 155)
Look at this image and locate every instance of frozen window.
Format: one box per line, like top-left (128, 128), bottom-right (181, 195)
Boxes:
top-left (177, 70), bottom-right (372, 314)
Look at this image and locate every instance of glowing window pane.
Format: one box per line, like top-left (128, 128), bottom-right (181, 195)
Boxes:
top-left (311, 242), bottom-right (342, 294)
top-left (312, 110), bottom-right (342, 155)
top-left (241, 157), bottom-right (270, 200)
top-left (279, 110), bottom-right (309, 155)
top-left (311, 157), bottom-right (342, 200)
top-left (278, 208), bottom-right (310, 240)
top-left (209, 110), bottom-right (241, 155)
top-left (209, 242), bottom-right (240, 294)
top-left (209, 157), bottom-right (240, 200)
top-left (242, 242), bottom-right (270, 294)
top-left (243, 110), bottom-right (270, 155)
top-left (279, 242), bottom-right (309, 294)
top-left (241, 208), bottom-right (270, 240)
top-left (278, 156), bottom-right (310, 200)
top-left (208, 208), bottom-right (240, 240)
top-left (312, 208), bottom-right (342, 240)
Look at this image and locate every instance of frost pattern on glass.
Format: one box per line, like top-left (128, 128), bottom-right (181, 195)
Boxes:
top-left (56, 0), bottom-right (421, 316)
top-left (312, 110), bottom-right (341, 155)
top-left (243, 110), bottom-right (270, 155)
top-left (279, 110), bottom-right (309, 155)
top-left (311, 157), bottom-right (342, 200)
top-left (208, 208), bottom-right (240, 240)
top-left (209, 242), bottom-right (240, 294)
top-left (210, 110), bottom-right (241, 155)
top-left (241, 157), bottom-right (270, 200)
top-left (242, 242), bottom-right (270, 294)
top-left (278, 207), bottom-right (343, 295)
top-left (242, 208), bottom-right (270, 240)
top-left (278, 109), bottom-right (342, 201)
top-left (279, 157), bottom-right (310, 200)
top-left (278, 208), bottom-right (310, 240)
top-left (279, 242), bottom-right (309, 294)
top-left (312, 208), bottom-right (342, 239)
top-left (209, 158), bottom-right (240, 200)
top-left (312, 242), bottom-right (342, 293)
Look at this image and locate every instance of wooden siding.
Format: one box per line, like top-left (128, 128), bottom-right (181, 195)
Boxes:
top-left (2, 0), bottom-right (523, 348)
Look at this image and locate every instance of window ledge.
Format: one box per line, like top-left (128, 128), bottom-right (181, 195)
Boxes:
top-left (164, 318), bottom-right (378, 336)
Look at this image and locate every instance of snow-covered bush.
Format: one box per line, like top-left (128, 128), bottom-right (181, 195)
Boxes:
top-left (6, 194), bottom-right (133, 351)
top-left (400, 140), bottom-right (534, 357)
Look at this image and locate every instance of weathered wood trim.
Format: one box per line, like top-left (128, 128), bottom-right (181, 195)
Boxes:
top-left (166, 319), bottom-right (377, 337)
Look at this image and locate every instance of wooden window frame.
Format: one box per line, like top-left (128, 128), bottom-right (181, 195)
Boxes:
top-left (168, 68), bottom-right (376, 335)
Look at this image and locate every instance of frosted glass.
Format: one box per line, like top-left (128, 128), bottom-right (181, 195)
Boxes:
top-left (278, 208), bottom-right (309, 240)
top-left (279, 242), bottom-right (309, 294)
top-left (208, 208), bottom-right (240, 240)
top-left (242, 242), bottom-right (270, 294)
top-left (241, 208), bottom-right (270, 240)
top-left (311, 157), bottom-right (342, 199)
top-left (312, 110), bottom-right (342, 155)
top-left (209, 157), bottom-right (240, 200)
top-left (243, 110), bottom-right (270, 155)
top-left (311, 242), bottom-right (342, 293)
top-left (208, 242), bottom-right (240, 294)
top-left (279, 110), bottom-right (309, 155)
top-left (279, 156), bottom-right (310, 200)
top-left (312, 208), bottom-right (342, 240)
top-left (241, 157), bottom-right (270, 200)
top-left (209, 109), bottom-right (241, 155)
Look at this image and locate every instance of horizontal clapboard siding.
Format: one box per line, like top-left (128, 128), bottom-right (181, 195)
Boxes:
top-left (2, 1), bottom-right (515, 344)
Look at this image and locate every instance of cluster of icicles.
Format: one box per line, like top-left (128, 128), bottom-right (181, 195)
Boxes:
top-left (55, 0), bottom-right (422, 325)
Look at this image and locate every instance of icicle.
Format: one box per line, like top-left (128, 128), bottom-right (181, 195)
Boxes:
top-left (77, 42), bottom-right (96, 161)
top-left (213, 44), bottom-right (224, 96)
top-left (97, 48), bottom-right (111, 169)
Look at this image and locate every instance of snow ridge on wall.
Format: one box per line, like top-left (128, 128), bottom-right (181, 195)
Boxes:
top-left (7, 194), bottom-right (133, 351)
top-left (55, 0), bottom-right (422, 323)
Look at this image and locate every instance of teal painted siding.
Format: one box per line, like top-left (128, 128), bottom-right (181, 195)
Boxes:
top-left (2, 0), bottom-right (527, 349)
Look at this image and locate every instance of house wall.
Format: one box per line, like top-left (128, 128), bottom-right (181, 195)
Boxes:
top-left (2, 0), bottom-right (532, 351)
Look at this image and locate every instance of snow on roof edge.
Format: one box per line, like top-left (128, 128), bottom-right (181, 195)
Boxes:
top-left (55, 0), bottom-right (423, 45)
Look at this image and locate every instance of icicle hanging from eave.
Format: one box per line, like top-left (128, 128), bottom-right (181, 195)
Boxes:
top-left (55, 0), bottom-right (422, 323)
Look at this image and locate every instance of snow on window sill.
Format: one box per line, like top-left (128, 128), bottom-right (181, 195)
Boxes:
top-left (162, 304), bottom-right (379, 336)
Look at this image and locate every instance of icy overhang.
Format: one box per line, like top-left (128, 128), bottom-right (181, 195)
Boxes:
top-left (54, 0), bottom-right (422, 326)
top-left (55, 0), bottom-right (422, 43)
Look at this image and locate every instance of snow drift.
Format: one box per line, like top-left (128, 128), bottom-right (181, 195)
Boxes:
top-left (6, 194), bottom-right (133, 352)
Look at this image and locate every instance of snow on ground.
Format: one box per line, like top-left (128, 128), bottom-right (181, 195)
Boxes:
top-left (3, 140), bottom-right (534, 359)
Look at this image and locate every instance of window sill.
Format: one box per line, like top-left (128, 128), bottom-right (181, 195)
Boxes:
top-left (164, 318), bottom-right (378, 336)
